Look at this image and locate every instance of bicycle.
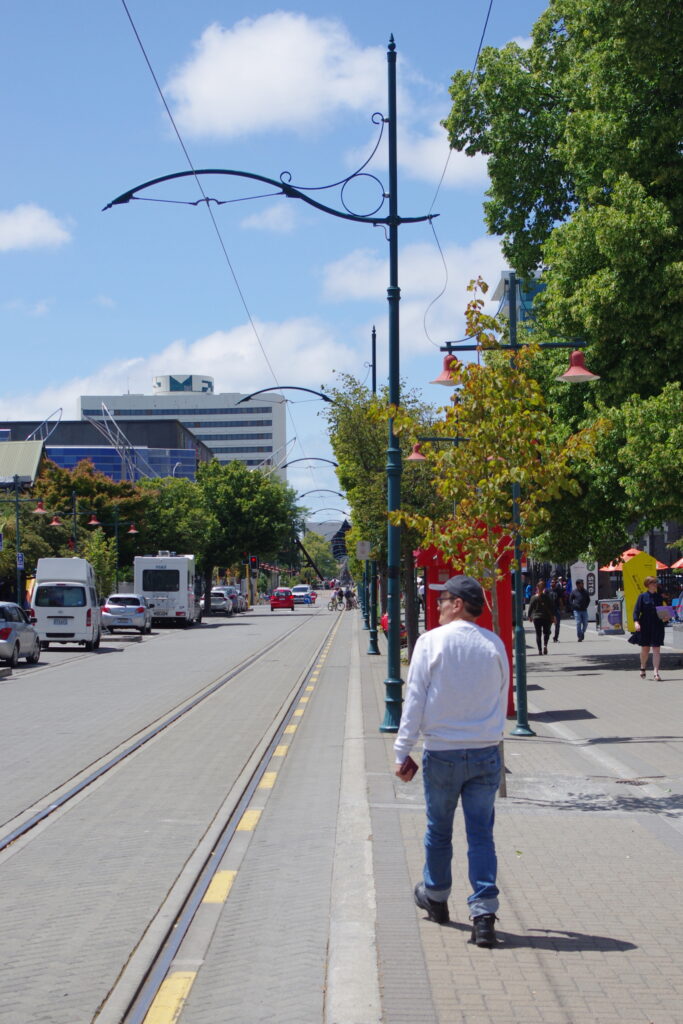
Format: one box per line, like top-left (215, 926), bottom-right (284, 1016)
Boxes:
top-left (327, 597), bottom-right (344, 611)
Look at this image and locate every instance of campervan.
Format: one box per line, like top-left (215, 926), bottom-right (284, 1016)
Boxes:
top-left (32, 557), bottom-right (101, 650)
top-left (133, 553), bottom-right (201, 627)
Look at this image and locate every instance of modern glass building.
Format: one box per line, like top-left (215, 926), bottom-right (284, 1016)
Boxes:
top-left (80, 375), bottom-right (288, 477)
top-left (0, 420), bottom-right (211, 482)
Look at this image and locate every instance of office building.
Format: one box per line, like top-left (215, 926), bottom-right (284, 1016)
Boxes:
top-left (80, 375), bottom-right (287, 476)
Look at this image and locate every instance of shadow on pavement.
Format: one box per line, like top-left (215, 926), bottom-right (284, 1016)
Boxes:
top-left (510, 789), bottom-right (683, 817)
top-left (441, 920), bottom-right (636, 952)
top-left (529, 708), bottom-right (597, 722)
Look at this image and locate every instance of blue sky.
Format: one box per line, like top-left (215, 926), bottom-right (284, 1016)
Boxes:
top-left (0, 0), bottom-right (547, 516)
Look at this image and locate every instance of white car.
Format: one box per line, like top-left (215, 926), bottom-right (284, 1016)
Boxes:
top-left (101, 594), bottom-right (153, 634)
top-left (291, 585), bottom-right (313, 605)
top-left (200, 589), bottom-right (233, 616)
top-left (0, 602), bottom-right (41, 666)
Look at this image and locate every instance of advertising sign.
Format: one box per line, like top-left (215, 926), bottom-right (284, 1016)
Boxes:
top-left (622, 551), bottom-right (657, 632)
top-left (570, 560), bottom-right (598, 622)
top-left (355, 540), bottom-right (371, 560)
top-left (598, 599), bottom-right (624, 635)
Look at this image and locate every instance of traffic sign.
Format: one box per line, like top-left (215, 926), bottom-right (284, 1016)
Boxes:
top-left (16, 552), bottom-right (24, 570)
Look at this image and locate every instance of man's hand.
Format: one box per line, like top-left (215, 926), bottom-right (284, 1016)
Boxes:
top-left (395, 755), bottom-right (418, 782)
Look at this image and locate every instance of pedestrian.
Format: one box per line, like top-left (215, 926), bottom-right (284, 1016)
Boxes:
top-left (633, 576), bottom-right (668, 680)
top-left (550, 575), bottom-right (565, 643)
top-left (569, 578), bottom-right (590, 642)
top-left (527, 580), bottom-right (555, 655)
top-left (394, 575), bottom-right (509, 948)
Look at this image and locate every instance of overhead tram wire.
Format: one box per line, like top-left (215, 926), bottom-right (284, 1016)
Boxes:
top-left (421, 0), bottom-right (496, 349)
top-left (118, 0), bottom-right (323, 487)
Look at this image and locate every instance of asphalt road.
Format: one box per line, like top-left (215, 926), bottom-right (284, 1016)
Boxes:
top-left (0, 604), bottom-right (332, 1024)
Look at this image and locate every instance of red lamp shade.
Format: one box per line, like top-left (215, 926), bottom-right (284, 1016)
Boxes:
top-left (87, 514), bottom-right (101, 526)
top-left (430, 355), bottom-right (460, 386)
top-left (33, 500), bottom-right (47, 515)
top-left (48, 515), bottom-right (62, 527)
top-left (127, 523), bottom-right (138, 535)
top-left (406, 442), bottom-right (427, 461)
top-left (556, 350), bottom-right (600, 383)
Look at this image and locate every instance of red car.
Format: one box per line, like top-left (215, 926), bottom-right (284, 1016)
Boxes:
top-left (270, 587), bottom-right (295, 612)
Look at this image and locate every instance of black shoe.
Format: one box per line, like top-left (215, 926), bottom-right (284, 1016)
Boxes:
top-left (543, 645), bottom-right (548, 655)
top-left (414, 883), bottom-right (450, 925)
top-left (470, 913), bottom-right (497, 947)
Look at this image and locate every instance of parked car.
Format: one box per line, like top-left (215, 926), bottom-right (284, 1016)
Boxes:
top-left (222, 585), bottom-right (247, 613)
top-left (292, 584), bottom-right (313, 605)
top-left (101, 594), bottom-right (153, 634)
top-left (0, 601), bottom-right (41, 666)
top-left (270, 588), bottom-right (295, 612)
top-left (200, 589), bottom-right (233, 616)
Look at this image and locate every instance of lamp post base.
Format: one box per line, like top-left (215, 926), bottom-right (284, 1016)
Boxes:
top-left (510, 723), bottom-right (536, 737)
top-left (379, 678), bottom-right (403, 732)
top-left (367, 630), bottom-right (380, 655)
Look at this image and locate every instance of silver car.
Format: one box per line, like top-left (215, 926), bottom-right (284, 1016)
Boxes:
top-left (200, 589), bottom-right (233, 616)
top-left (102, 594), bottom-right (153, 634)
top-left (0, 601), bottom-right (41, 666)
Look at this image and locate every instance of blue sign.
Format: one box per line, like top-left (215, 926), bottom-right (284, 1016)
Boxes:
top-left (16, 552), bottom-right (24, 570)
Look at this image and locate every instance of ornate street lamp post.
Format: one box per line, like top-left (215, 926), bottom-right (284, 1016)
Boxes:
top-left (105, 37), bottom-right (434, 733)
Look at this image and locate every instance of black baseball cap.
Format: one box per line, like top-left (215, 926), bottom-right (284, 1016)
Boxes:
top-left (429, 575), bottom-right (485, 610)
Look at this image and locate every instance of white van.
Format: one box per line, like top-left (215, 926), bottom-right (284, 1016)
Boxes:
top-left (32, 557), bottom-right (102, 651)
top-left (133, 553), bottom-right (202, 627)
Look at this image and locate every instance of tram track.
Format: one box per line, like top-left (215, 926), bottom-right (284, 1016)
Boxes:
top-left (92, 609), bottom-right (343, 1024)
top-left (0, 613), bottom-right (321, 855)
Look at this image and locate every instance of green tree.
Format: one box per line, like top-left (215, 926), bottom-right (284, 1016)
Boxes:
top-left (79, 528), bottom-right (118, 597)
top-left (298, 530), bottom-right (338, 583)
top-left (136, 477), bottom-right (217, 571)
top-left (392, 282), bottom-right (597, 635)
top-left (324, 374), bottom-right (447, 654)
top-left (196, 461), bottom-right (302, 599)
top-left (444, 0), bottom-right (683, 403)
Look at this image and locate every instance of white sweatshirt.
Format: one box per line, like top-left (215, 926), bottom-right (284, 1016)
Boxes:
top-left (393, 618), bottom-right (509, 764)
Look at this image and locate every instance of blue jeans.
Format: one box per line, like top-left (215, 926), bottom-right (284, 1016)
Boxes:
top-left (573, 609), bottom-right (588, 639)
top-left (422, 745), bottom-right (501, 917)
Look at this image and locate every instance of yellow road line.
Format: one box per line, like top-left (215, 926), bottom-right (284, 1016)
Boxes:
top-left (237, 808), bottom-right (262, 831)
top-left (293, 708), bottom-right (304, 717)
top-left (299, 696), bottom-right (309, 704)
top-left (306, 685), bottom-right (315, 692)
top-left (203, 870), bottom-right (237, 904)
top-left (274, 745), bottom-right (289, 757)
top-left (144, 971), bottom-right (196, 1024)
top-left (259, 771), bottom-right (278, 789)
top-left (284, 724), bottom-right (297, 734)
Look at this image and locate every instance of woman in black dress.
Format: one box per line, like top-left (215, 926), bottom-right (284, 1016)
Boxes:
top-left (633, 576), bottom-right (666, 680)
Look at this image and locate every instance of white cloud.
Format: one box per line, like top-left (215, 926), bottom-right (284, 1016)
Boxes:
top-left (322, 235), bottom-right (507, 353)
top-left (399, 124), bottom-right (488, 187)
top-left (0, 204), bottom-right (71, 252)
top-left (508, 36), bottom-right (532, 49)
top-left (0, 317), bottom-right (360, 421)
top-left (94, 295), bottom-right (116, 308)
top-left (166, 14), bottom-right (385, 139)
top-left (240, 203), bottom-right (297, 233)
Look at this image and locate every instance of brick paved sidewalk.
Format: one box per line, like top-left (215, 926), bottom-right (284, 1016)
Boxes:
top-left (361, 621), bottom-right (683, 1024)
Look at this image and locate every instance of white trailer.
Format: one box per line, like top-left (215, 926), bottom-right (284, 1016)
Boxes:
top-left (133, 552), bottom-right (202, 627)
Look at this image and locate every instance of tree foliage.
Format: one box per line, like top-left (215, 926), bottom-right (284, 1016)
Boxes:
top-left (444, 0), bottom-right (683, 403)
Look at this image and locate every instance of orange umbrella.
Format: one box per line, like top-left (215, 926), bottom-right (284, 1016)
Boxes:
top-left (671, 557), bottom-right (683, 571)
top-left (600, 548), bottom-right (669, 571)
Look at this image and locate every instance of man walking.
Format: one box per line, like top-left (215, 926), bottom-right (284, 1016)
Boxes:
top-left (394, 575), bottom-right (509, 947)
top-left (569, 578), bottom-right (590, 641)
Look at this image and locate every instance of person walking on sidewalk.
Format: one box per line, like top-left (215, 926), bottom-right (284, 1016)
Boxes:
top-left (550, 575), bottom-right (565, 643)
top-left (633, 576), bottom-right (666, 680)
top-left (569, 578), bottom-right (590, 642)
top-left (394, 575), bottom-right (509, 948)
top-left (527, 580), bottom-right (555, 655)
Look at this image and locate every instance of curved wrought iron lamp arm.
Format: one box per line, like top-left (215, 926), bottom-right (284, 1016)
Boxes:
top-left (236, 386), bottom-right (335, 404)
top-left (305, 508), bottom-right (350, 517)
top-left (282, 457), bottom-right (338, 469)
top-left (298, 489), bottom-right (345, 499)
top-left (104, 168), bottom-right (435, 227)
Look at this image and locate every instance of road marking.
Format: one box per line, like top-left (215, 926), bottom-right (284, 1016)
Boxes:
top-left (144, 970), bottom-right (196, 1024)
top-left (203, 870), bottom-right (237, 904)
top-left (299, 696), bottom-right (309, 704)
top-left (259, 771), bottom-right (278, 789)
top-left (306, 685), bottom-right (315, 692)
top-left (293, 708), bottom-right (304, 717)
top-left (237, 808), bottom-right (262, 831)
top-left (285, 724), bottom-right (297, 734)
top-left (274, 745), bottom-right (289, 757)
